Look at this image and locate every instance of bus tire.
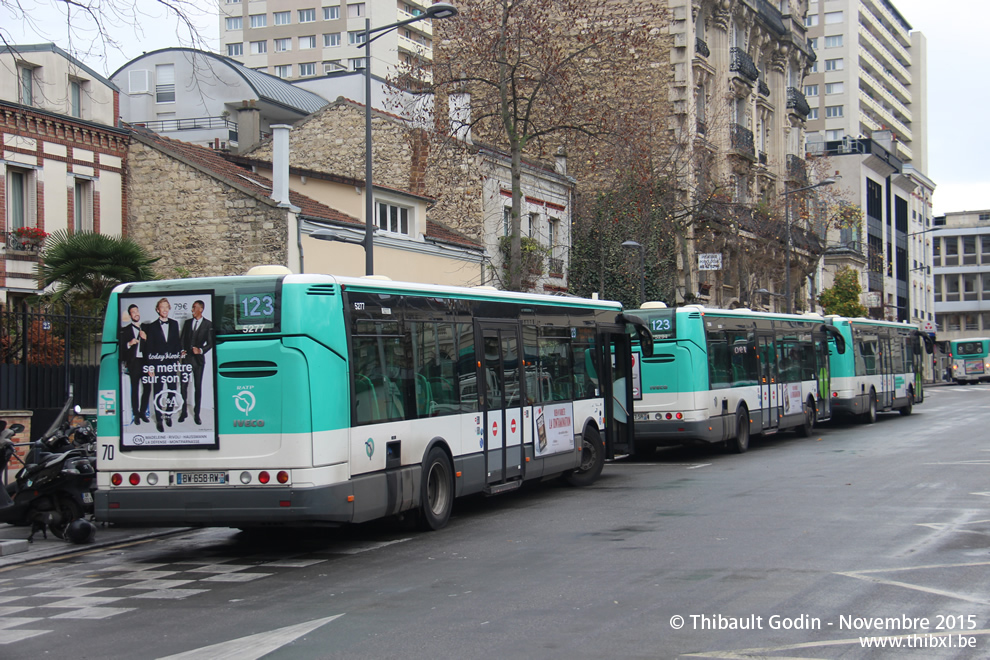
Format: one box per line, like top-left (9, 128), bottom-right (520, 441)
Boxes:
top-left (418, 447), bottom-right (453, 531)
top-left (565, 426), bottom-right (604, 487)
top-left (729, 408), bottom-right (750, 454)
top-left (862, 390), bottom-right (877, 424)
top-left (796, 397), bottom-right (815, 437)
top-left (899, 390), bottom-right (914, 416)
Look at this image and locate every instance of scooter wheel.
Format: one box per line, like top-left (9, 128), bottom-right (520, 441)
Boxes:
top-left (49, 498), bottom-right (83, 540)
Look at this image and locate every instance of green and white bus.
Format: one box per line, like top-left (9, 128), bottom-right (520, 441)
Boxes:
top-left (825, 316), bottom-right (934, 421)
top-left (948, 337), bottom-right (990, 384)
top-left (629, 304), bottom-right (845, 454)
top-left (95, 269), bottom-right (650, 530)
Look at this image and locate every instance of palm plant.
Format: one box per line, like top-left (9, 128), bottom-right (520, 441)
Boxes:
top-left (35, 230), bottom-right (159, 311)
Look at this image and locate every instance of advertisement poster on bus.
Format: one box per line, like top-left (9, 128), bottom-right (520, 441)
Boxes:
top-left (117, 292), bottom-right (218, 449)
top-left (784, 383), bottom-right (803, 416)
top-left (533, 402), bottom-right (574, 457)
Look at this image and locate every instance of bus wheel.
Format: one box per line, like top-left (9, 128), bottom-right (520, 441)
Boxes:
top-left (900, 391), bottom-right (914, 416)
top-left (729, 409), bottom-right (750, 454)
top-left (796, 398), bottom-right (815, 437)
top-left (566, 427), bottom-right (605, 487)
top-left (418, 447), bottom-right (453, 531)
top-left (862, 391), bottom-right (877, 424)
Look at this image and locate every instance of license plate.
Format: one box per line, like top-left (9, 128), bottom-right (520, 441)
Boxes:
top-left (176, 471), bottom-right (227, 485)
top-left (82, 492), bottom-right (93, 504)
top-left (634, 412), bottom-right (650, 422)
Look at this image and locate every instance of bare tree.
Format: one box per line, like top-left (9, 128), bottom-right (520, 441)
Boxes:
top-left (428, 0), bottom-right (669, 290)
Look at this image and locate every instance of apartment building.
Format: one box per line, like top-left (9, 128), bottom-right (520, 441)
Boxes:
top-left (218, 0), bottom-right (438, 81)
top-left (802, 0), bottom-right (933, 323)
top-left (932, 210), bottom-right (990, 340)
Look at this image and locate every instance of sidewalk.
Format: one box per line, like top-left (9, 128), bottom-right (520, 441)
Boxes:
top-left (0, 522), bottom-right (190, 569)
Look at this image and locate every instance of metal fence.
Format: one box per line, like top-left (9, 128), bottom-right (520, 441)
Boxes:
top-left (0, 304), bottom-right (103, 410)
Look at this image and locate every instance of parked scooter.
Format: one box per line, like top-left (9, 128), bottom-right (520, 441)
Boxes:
top-left (0, 399), bottom-right (97, 542)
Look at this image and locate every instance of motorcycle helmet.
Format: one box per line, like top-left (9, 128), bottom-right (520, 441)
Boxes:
top-left (66, 518), bottom-right (96, 544)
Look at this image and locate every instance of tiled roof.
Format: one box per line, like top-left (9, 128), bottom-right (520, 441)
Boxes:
top-left (129, 126), bottom-right (359, 226)
top-left (426, 220), bottom-right (481, 250)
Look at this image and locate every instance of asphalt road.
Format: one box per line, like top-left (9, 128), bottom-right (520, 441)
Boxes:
top-left (2, 384), bottom-right (989, 659)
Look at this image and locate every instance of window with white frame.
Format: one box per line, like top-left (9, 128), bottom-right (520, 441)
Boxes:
top-left (805, 13), bottom-right (818, 26)
top-left (323, 60), bottom-right (344, 73)
top-left (274, 64), bottom-right (292, 78)
top-left (18, 65), bottom-right (35, 105)
top-left (69, 79), bottom-right (83, 118)
top-left (275, 38), bottom-right (292, 52)
top-left (74, 178), bottom-right (94, 232)
top-left (804, 84), bottom-right (818, 97)
top-left (807, 37), bottom-right (817, 49)
top-left (250, 40), bottom-right (267, 54)
top-left (299, 62), bottom-right (317, 77)
top-left (324, 6), bottom-right (339, 20)
top-left (299, 8), bottom-right (317, 22)
top-left (348, 31), bottom-right (366, 45)
top-left (377, 201), bottom-right (411, 235)
top-left (825, 58), bottom-right (843, 71)
top-left (825, 128), bottom-right (844, 140)
top-left (824, 11), bottom-right (843, 23)
top-left (227, 43), bottom-right (244, 57)
top-left (825, 105), bottom-right (843, 118)
top-left (825, 82), bottom-right (844, 94)
top-left (250, 13), bottom-right (266, 28)
top-left (809, 60), bottom-right (818, 73)
top-left (807, 107), bottom-right (819, 120)
top-left (226, 16), bottom-right (243, 30)
top-left (824, 35), bottom-right (843, 48)
top-left (274, 11), bottom-right (291, 24)
top-left (155, 63), bottom-right (175, 103)
top-left (299, 35), bottom-right (317, 49)
top-left (349, 57), bottom-right (366, 70)
top-left (324, 33), bottom-right (341, 47)
top-left (6, 166), bottom-right (36, 230)
top-left (347, 3), bottom-right (365, 18)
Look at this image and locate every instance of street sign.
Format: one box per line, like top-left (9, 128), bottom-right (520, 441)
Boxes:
top-left (864, 292), bottom-right (881, 308)
top-left (698, 253), bottom-right (722, 271)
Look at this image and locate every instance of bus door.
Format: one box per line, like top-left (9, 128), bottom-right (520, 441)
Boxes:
top-left (476, 321), bottom-right (525, 492)
top-left (879, 334), bottom-right (895, 410)
top-left (757, 334), bottom-right (779, 432)
top-left (816, 334), bottom-right (832, 420)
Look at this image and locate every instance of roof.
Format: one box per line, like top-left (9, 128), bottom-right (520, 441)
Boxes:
top-left (1, 43), bottom-right (119, 91)
top-left (112, 48), bottom-right (328, 116)
top-left (129, 126), bottom-right (358, 226)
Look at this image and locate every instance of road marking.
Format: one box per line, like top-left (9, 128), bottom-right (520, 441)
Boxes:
top-left (837, 561), bottom-right (990, 606)
top-left (608, 463), bottom-right (711, 468)
top-left (687, 463), bottom-right (712, 469)
top-left (156, 614), bottom-right (344, 660)
top-left (681, 629), bottom-right (990, 659)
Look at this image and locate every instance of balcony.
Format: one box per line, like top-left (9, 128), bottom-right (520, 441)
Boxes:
top-left (134, 116), bottom-right (236, 133)
top-left (695, 37), bottom-right (710, 59)
top-left (786, 154), bottom-right (807, 183)
top-left (730, 123), bottom-right (755, 160)
top-left (758, 79), bottom-right (770, 97)
top-left (786, 87), bottom-right (811, 117)
top-left (730, 48), bottom-right (759, 83)
top-left (548, 257), bottom-right (564, 277)
top-left (5, 230), bottom-right (45, 253)
top-left (697, 120), bottom-right (707, 136)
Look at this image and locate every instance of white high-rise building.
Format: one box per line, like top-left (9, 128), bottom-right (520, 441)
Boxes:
top-left (219, 0), bottom-right (438, 81)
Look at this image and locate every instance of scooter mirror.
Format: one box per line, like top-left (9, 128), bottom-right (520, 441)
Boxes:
top-left (74, 405), bottom-right (82, 415)
top-left (9, 423), bottom-right (25, 434)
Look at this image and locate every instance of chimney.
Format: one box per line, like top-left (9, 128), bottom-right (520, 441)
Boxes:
top-left (271, 124), bottom-right (291, 206)
top-left (448, 91), bottom-right (472, 144)
top-left (554, 147), bottom-right (567, 176)
top-left (235, 99), bottom-right (261, 154)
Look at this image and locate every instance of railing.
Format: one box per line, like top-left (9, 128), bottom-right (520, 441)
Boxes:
top-left (133, 116), bottom-right (237, 133)
top-left (758, 151), bottom-right (768, 165)
top-left (548, 257), bottom-right (564, 277)
top-left (753, 0), bottom-right (786, 35)
top-left (695, 37), bottom-right (710, 58)
top-left (5, 232), bottom-right (45, 253)
top-left (786, 87), bottom-right (811, 116)
top-left (758, 79), bottom-right (770, 97)
top-left (696, 120), bottom-right (707, 136)
top-left (730, 123), bottom-right (755, 158)
top-left (730, 48), bottom-right (760, 82)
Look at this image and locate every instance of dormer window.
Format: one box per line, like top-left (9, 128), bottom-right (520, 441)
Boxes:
top-left (18, 65), bottom-right (35, 105)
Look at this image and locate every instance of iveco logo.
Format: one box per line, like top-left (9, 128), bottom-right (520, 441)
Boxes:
top-left (233, 391), bottom-right (256, 415)
top-left (233, 419), bottom-right (266, 427)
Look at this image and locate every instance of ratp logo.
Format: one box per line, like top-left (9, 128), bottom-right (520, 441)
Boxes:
top-left (233, 391), bottom-right (257, 416)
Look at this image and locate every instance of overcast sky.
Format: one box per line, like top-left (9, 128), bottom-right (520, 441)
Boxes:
top-left (3, 0), bottom-right (986, 216)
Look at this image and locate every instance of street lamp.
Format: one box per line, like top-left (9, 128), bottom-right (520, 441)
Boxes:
top-left (360, 2), bottom-right (458, 276)
top-left (621, 240), bottom-right (645, 307)
top-left (781, 178), bottom-right (836, 313)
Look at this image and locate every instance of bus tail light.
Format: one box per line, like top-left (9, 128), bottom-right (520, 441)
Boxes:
top-left (675, 412), bottom-right (683, 420)
top-left (129, 473), bottom-right (141, 486)
top-left (111, 473), bottom-right (123, 486)
top-left (258, 471), bottom-right (271, 484)
top-left (665, 413), bottom-right (673, 420)
top-left (240, 471), bottom-right (252, 484)
top-left (146, 473), bottom-right (159, 486)
top-left (277, 471), bottom-right (289, 484)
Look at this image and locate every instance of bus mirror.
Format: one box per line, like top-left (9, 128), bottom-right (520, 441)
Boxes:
top-left (620, 313), bottom-right (654, 358)
top-left (820, 324), bottom-right (846, 354)
top-left (912, 330), bottom-right (934, 355)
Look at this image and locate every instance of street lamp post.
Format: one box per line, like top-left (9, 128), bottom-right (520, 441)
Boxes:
top-left (621, 240), bottom-right (645, 307)
top-left (781, 178), bottom-right (836, 313)
top-left (360, 2), bottom-right (458, 276)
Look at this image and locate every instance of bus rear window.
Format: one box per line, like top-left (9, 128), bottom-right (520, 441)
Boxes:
top-left (957, 341), bottom-right (985, 356)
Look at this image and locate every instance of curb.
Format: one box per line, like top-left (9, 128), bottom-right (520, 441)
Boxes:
top-left (0, 527), bottom-right (194, 570)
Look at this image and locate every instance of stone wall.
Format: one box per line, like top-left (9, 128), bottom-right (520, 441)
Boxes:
top-left (127, 141), bottom-right (288, 277)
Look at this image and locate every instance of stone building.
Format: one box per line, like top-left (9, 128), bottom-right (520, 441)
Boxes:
top-left (1, 43), bottom-right (128, 304)
top-left (932, 209), bottom-right (990, 341)
top-left (245, 97), bottom-right (574, 291)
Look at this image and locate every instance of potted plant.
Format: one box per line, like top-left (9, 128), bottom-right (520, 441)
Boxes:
top-left (11, 226), bottom-right (48, 251)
